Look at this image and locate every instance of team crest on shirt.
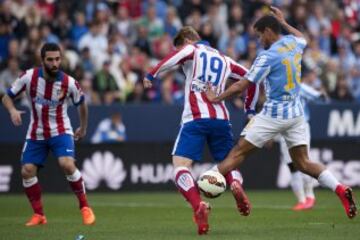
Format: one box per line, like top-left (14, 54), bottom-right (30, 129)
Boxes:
top-left (56, 88), bottom-right (66, 100)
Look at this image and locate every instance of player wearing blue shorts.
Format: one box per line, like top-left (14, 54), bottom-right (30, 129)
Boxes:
top-left (206, 7), bottom-right (357, 219)
top-left (2, 43), bottom-right (95, 226)
top-left (144, 26), bottom-right (259, 234)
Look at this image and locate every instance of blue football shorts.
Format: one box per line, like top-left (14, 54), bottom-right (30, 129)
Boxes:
top-left (172, 119), bottom-right (234, 162)
top-left (21, 134), bottom-right (75, 167)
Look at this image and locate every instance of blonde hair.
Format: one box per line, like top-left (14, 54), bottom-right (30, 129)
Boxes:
top-left (173, 26), bottom-right (201, 47)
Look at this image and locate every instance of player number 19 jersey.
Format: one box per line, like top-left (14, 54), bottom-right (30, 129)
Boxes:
top-left (147, 41), bottom-right (258, 124)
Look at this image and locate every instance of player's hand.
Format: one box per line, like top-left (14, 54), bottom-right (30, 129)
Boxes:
top-left (143, 78), bottom-right (152, 89)
top-left (10, 109), bottom-right (25, 126)
top-left (205, 82), bottom-right (219, 103)
top-left (270, 6), bottom-right (286, 24)
top-left (74, 127), bottom-right (86, 141)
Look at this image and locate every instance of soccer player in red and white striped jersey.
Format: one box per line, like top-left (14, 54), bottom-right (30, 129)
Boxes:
top-left (2, 43), bottom-right (95, 226)
top-left (144, 26), bottom-right (258, 235)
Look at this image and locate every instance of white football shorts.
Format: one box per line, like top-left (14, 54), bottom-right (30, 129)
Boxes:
top-left (278, 121), bottom-right (311, 164)
top-left (241, 114), bottom-right (308, 149)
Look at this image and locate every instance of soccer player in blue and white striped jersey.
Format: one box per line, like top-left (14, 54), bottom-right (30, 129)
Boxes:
top-left (206, 6), bottom-right (357, 219)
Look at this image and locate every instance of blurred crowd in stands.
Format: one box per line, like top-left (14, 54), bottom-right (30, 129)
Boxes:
top-left (0, 0), bottom-right (359, 107)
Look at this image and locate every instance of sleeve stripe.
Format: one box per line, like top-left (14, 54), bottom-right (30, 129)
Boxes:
top-left (7, 89), bottom-right (16, 98)
top-left (7, 85), bottom-right (26, 98)
top-left (146, 73), bottom-right (156, 81)
top-left (73, 95), bottom-right (85, 106)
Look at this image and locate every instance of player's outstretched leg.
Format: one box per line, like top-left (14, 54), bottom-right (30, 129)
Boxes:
top-left (22, 164), bottom-right (47, 226)
top-left (174, 166), bottom-right (210, 234)
top-left (66, 168), bottom-right (96, 225)
top-left (223, 168), bottom-right (251, 216)
top-left (290, 146), bottom-right (357, 219)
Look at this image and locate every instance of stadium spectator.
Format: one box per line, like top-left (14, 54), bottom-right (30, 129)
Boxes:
top-left (330, 72), bottom-right (354, 102)
top-left (0, 58), bottom-right (21, 97)
top-left (40, 23), bottom-right (60, 44)
top-left (91, 112), bottom-right (126, 143)
top-left (79, 47), bottom-right (95, 74)
top-left (126, 80), bottom-right (149, 103)
top-left (0, 0), bottom-right (359, 104)
top-left (138, 5), bottom-right (164, 41)
top-left (80, 73), bottom-right (101, 106)
top-left (351, 41), bottom-right (360, 101)
top-left (164, 6), bottom-right (182, 38)
top-left (113, 60), bottom-right (138, 102)
top-left (92, 60), bottom-right (119, 105)
top-left (78, 21), bottom-right (108, 71)
top-left (0, 17), bottom-right (13, 64)
top-left (114, 6), bottom-right (135, 40)
top-left (70, 12), bottom-right (89, 48)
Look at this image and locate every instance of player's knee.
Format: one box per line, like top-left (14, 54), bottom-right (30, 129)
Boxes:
top-left (58, 157), bottom-right (76, 173)
top-left (21, 165), bottom-right (36, 179)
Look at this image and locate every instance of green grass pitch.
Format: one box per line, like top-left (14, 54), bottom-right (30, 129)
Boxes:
top-left (0, 190), bottom-right (358, 240)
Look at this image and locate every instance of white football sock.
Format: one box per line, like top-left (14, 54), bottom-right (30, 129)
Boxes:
top-left (317, 170), bottom-right (340, 192)
top-left (66, 169), bottom-right (82, 182)
top-left (229, 169), bottom-right (244, 184)
top-left (290, 171), bottom-right (306, 203)
top-left (302, 173), bottom-right (315, 199)
top-left (23, 176), bottom-right (38, 188)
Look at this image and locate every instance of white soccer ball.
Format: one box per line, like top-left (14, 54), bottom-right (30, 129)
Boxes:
top-left (197, 170), bottom-right (227, 198)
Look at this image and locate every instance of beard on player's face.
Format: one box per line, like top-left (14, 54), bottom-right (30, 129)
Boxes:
top-left (44, 63), bottom-right (59, 77)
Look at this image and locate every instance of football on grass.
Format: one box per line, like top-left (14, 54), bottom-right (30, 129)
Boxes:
top-left (197, 170), bottom-right (226, 198)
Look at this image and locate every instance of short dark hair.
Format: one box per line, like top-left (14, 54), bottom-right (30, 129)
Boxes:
top-left (173, 26), bottom-right (201, 47)
top-left (253, 15), bottom-right (281, 34)
top-left (40, 43), bottom-right (61, 59)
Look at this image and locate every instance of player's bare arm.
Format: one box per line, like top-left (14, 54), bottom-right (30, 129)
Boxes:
top-left (206, 79), bottom-right (252, 103)
top-left (270, 6), bottom-right (305, 39)
top-left (74, 101), bottom-right (88, 141)
top-left (2, 94), bottom-right (25, 126)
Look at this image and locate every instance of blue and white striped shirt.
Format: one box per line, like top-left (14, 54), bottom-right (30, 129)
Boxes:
top-left (245, 35), bottom-right (307, 119)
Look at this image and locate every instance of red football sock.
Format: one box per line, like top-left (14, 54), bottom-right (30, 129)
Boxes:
top-left (69, 177), bottom-right (89, 209)
top-left (24, 179), bottom-right (44, 216)
top-left (225, 169), bottom-right (243, 186)
top-left (174, 167), bottom-right (202, 211)
top-left (67, 169), bottom-right (89, 209)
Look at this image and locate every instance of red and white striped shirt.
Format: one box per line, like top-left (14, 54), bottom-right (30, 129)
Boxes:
top-left (147, 41), bottom-right (259, 124)
top-left (7, 68), bottom-right (84, 140)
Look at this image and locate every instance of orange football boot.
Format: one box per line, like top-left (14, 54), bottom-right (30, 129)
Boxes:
top-left (81, 207), bottom-right (96, 225)
top-left (25, 214), bottom-right (47, 226)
